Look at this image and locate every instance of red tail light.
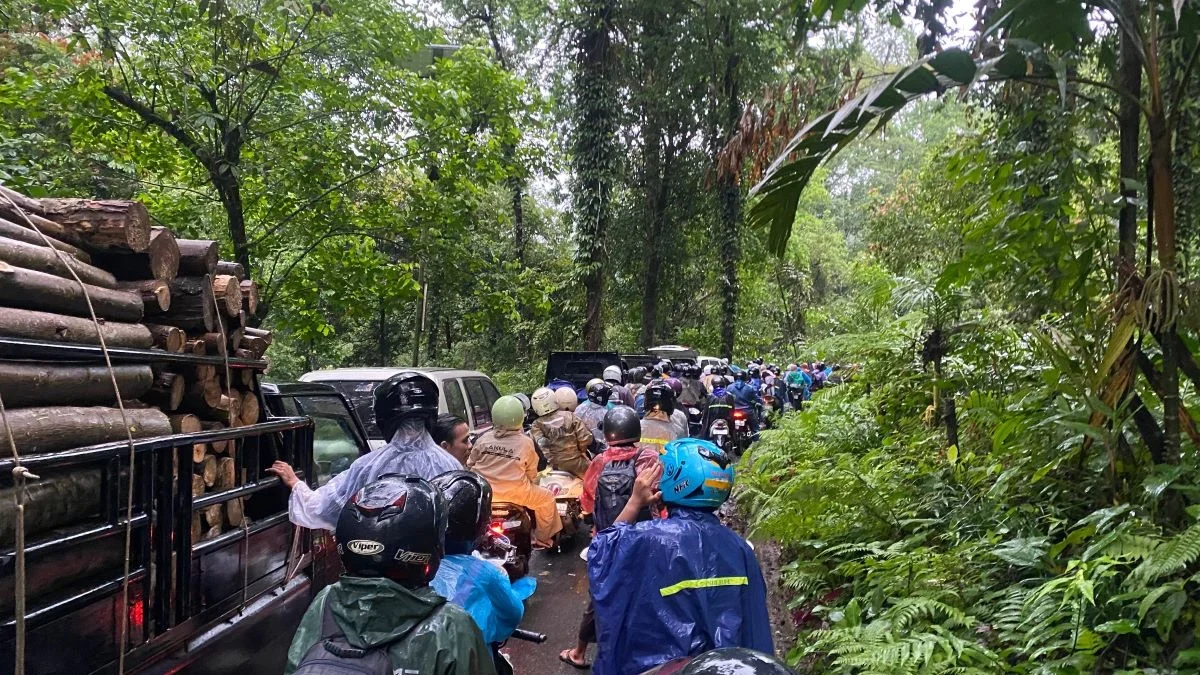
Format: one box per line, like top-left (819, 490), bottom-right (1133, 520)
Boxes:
top-left (732, 409), bottom-right (746, 419)
top-left (490, 522), bottom-right (505, 536)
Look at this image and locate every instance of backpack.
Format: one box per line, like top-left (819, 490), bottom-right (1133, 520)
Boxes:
top-left (594, 455), bottom-right (650, 531)
top-left (294, 598), bottom-right (407, 675)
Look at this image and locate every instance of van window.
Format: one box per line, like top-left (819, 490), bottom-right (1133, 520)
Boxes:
top-left (463, 378), bottom-right (496, 428)
top-left (442, 378), bottom-right (468, 422)
top-left (293, 394), bottom-right (367, 485)
top-left (325, 380), bottom-right (383, 439)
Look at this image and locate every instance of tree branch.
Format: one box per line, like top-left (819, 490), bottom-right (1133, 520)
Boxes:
top-left (103, 85), bottom-right (212, 164)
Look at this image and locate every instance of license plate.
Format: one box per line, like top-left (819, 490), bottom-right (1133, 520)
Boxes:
top-left (735, 420), bottom-right (745, 429)
top-left (713, 429), bottom-right (728, 436)
top-left (557, 503), bottom-right (568, 515)
top-left (503, 519), bottom-right (523, 529)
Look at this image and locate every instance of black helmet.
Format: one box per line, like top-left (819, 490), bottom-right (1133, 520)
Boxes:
top-left (336, 474), bottom-right (447, 586)
top-left (644, 381), bottom-right (676, 415)
top-left (747, 364), bottom-right (761, 378)
top-left (431, 470), bottom-right (491, 555)
top-left (602, 406), bottom-right (641, 445)
top-left (712, 375), bottom-right (728, 389)
top-left (587, 380), bottom-right (614, 406)
top-left (374, 371), bottom-right (439, 438)
top-left (629, 367), bottom-right (645, 383)
top-left (735, 369), bottom-right (749, 382)
top-left (681, 648), bottom-right (796, 675)
top-left (647, 364), bottom-right (662, 382)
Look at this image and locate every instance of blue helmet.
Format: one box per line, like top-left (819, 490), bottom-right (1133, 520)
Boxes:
top-left (660, 438), bottom-right (734, 510)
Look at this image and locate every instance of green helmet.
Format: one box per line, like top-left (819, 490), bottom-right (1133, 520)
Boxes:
top-left (492, 395), bottom-right (525, 430)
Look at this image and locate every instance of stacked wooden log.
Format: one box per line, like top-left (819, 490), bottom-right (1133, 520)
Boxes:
top-left (0, 185), bottom-right (274, 546)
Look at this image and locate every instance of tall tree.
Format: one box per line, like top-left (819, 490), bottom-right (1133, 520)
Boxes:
top-left (572, 0), bottom-right (620, 349)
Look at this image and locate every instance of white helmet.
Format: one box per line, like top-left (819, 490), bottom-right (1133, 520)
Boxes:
top-left (554, 386), bottom-right (579, 411)
top-left (603, 365), bottom-right (623, 384)
top-left (531, 387), bottom-right (557, 416)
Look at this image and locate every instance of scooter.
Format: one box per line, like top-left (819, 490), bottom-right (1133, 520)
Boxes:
top-left (730, 408), bottom-right (753, 457)
top-left (481, 502), bottom-right (533, 581)
top-left (686, 406), bottom-right (705, 437)
top-left (708, 418), bottom-right (731, 453)
top-left (493, 627), bottom-right (546, 675)
top-left (537, 470), bottom-right (585, 552)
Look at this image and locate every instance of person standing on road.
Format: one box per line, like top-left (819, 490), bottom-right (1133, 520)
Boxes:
top-left (529, 387), bottom-right (594, 478)
top-left (560, 406), bottom-right (661, 670)
top-left (270, 371), bottom-right (461, 531)
top-left (286, 474), bottom-right (496, 675)
top-left (587, 439), bottom-right (772, 675)
top-left (468, 396), bottom-right (563, 548)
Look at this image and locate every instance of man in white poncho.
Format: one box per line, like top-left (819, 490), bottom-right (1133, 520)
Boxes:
top-left (269, 372), bottom-right (462, 531)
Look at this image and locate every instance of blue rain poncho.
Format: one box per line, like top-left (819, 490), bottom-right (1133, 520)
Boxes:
top-left (587, 508), bottom-right (773, 675)
top-left (287, 418), bottom-right (463, 530)
top-left (431, 553), bottom-right (537, 644)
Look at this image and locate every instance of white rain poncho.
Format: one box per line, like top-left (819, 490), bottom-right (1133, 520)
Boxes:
top-left (670, 408), bottom-right (690, 439)
top-left (287, 418), bottom-right (463, 530)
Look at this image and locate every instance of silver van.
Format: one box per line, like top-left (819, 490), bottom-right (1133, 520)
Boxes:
top-left (299, 367), bottom-right (501, 449)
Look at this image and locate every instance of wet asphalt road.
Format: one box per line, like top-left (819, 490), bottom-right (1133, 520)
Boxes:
top-left (503, 532), bottom-right (594, 674)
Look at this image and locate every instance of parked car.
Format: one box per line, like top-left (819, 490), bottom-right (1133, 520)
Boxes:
top-left (299, 367), bottom-right (501, 449)
top-left (648, 344), bottom-right (700, 364)
top-left (697, 355), bottom-right (723, 369)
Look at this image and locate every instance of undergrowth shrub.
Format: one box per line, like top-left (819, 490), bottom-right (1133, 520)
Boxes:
top-left (739, 323), bottom-right (1200, 673)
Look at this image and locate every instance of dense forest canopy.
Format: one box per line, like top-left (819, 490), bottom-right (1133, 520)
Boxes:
top-left (7, 0), bottom-right (1200, 669)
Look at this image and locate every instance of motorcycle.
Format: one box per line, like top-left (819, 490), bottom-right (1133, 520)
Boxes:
top-left (708, 418), bottom-right (731, 453)
top-left (686, 406), bottom-right (705, 437)
top-left (787, 383), bottom-right (806, 411)
top-left (481, 502), bottom-right (533, 581)
top-left (537, 470), bottom-right (585, 552)
top-left (493, 627), bottom-right (546, 675)
top-left (730, 408), bottom-right (753, 457)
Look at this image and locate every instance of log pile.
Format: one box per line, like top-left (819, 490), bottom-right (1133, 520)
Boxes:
top-left (0, 185), bottom-right (274, 547)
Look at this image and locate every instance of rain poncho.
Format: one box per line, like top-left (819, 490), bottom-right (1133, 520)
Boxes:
top-left (286, 575), bottom-right (495, 675)
top-left (431, 553), bottom-right (537, 644)
top-left (587, 508), bottom-right (772, 675)
top-left (288, 419), bottom-right (462, 531)
top-left (467, 427), bottom-right (563, 542)
top-left (670, 408), bottom-right (690, 439)
top-left (639, 413), bottom-right (678, 454)
top-left (530, 410), bottom-right (593, 478)
top-left (575, 400), bottom-right (609, 447)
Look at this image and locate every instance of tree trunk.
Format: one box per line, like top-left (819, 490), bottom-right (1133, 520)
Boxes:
top-left (36, 197), bottom-right (152, 252)
top-left (0, 306), bottom-right (152, 347)
top-left (143, 371), bottom-right (186, 411)
top-left (0, 406), bottom-right (171, 456)
top-left (715, 13), bottom-right (742, 359)
top-left (91, 226), bottom-right (180, 281)
top-left (0, 469), bottom-right (104, 548)
top-left (0, 236), bottom-right (117, 288)
top-left (212, 274), bottom-right (242, 316)
top-left (118, 279), bottom-right (171, 313)
top-left (215, 261), bottom-right (246, 280)
top-left (0, 261), bottom-right (144, 322)
top-left (240, 279), bottom-right (258, 315)
top-left (0, 186), bottom-right (87, 248)
top-left (177, 239), bottom-right (219, 276)
top-left (572, 0), bottom-right (618, 350)
top-left (150, 275), bottom-right (215, 332)
top-left (640, 108), bottom-right (665, 349)
top-left (215, 174), bottom-right (252, 283)
top-left (1116, 5), bottom-right (1142, 279)
top-left (146, 323), bottom-right (186, 352)
top-left (0, 215), bottom-right (90, 263)
top-left (0, 363), bottom-right (153, 408)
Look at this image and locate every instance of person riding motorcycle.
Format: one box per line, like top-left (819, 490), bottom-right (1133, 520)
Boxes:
top-left (529, 387), bottom-right (594, 478)
top-left (468, 396), bottom-right (563, 547)
top-left (626, 367), bottom-right (647, 404)
top-left (554, 385), bottom-right (581, 412)
top-left (561, 407), bottom-right (662, 670)
top-left (430, 471), bottom-right (534, 647)
top-left (286, 475), bottom-right (495, 675)
top-left (702, 376), bottom-right (735, 440)
top-left (605, 365), bottom-right (636, 408)
top-left (728, 370), bottom-right (764, 433)
top-left (635, 364), bottom-right (667, 416)
top-left (664, 377), bottom-right (690, 439)
top-left (587, 439), bottom-right (772, 675)
top-left (640, 382), bottom-right (679, 453)
top-left (271, 371), bottom-right (461, 531)
top-left (576, 379), bottom-right (615, 448)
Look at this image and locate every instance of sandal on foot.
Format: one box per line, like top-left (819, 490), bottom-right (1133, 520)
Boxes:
top-left (558, 649), bottom-right (590, 669)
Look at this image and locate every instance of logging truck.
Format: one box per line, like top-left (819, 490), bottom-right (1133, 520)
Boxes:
top-left (0, 339), bottom-right (371, 675)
